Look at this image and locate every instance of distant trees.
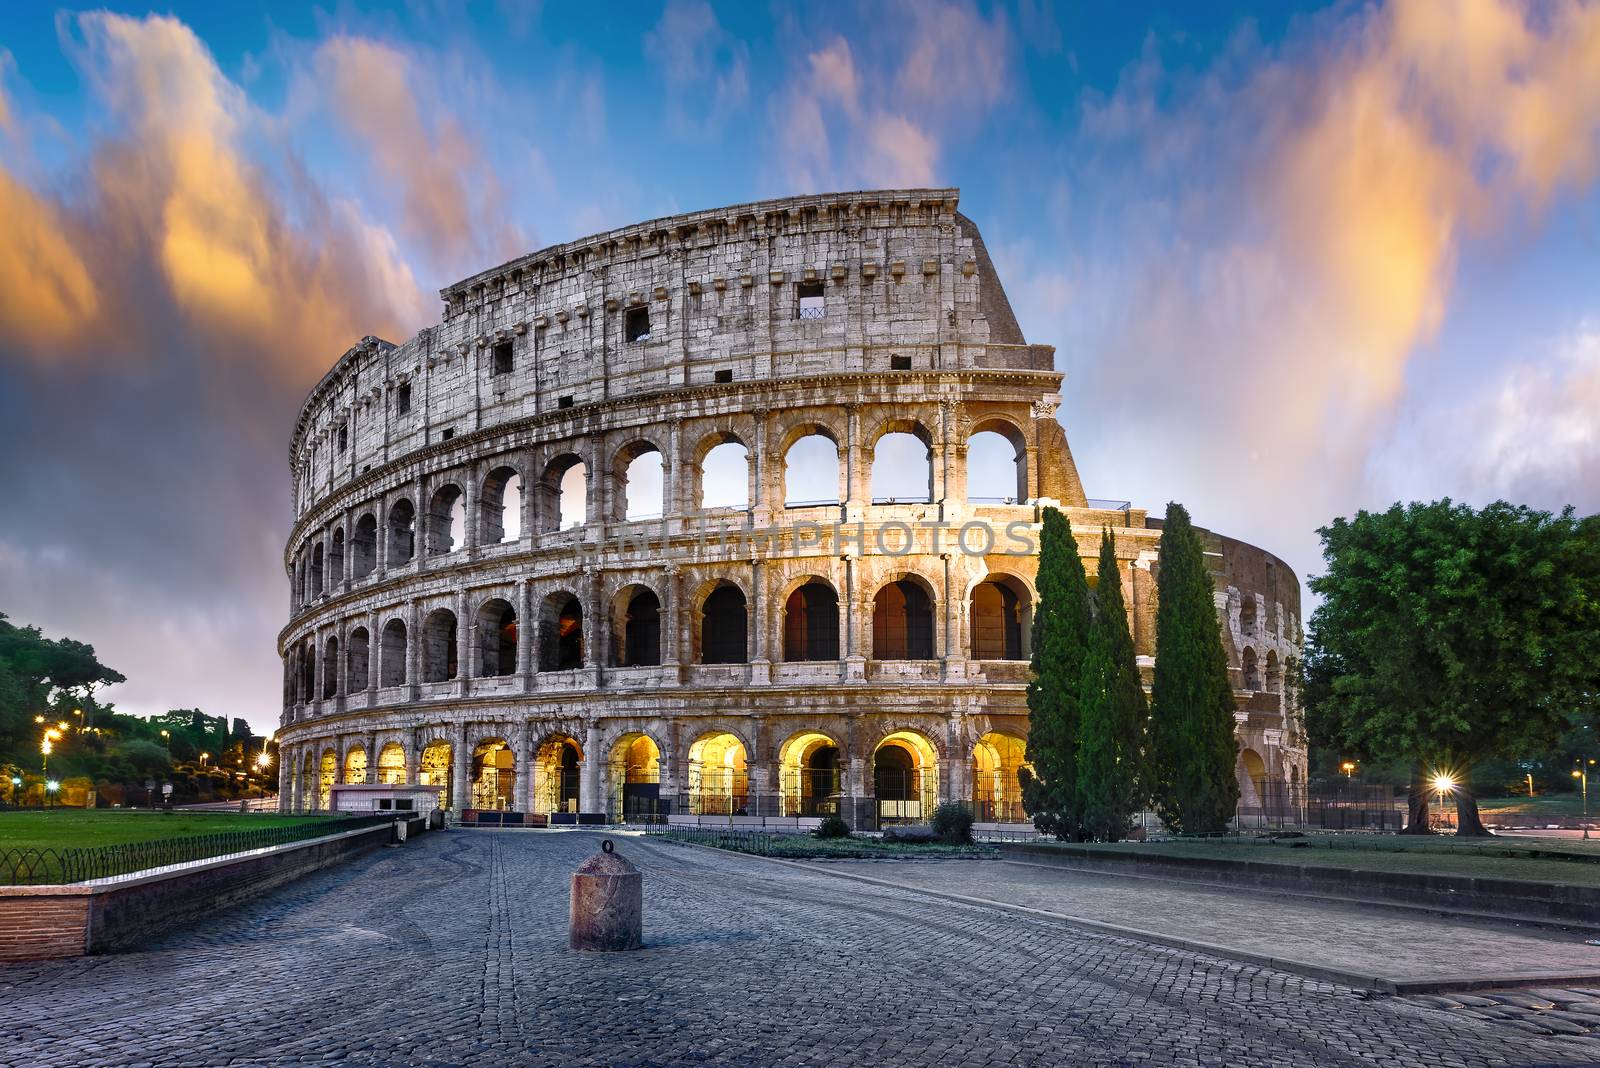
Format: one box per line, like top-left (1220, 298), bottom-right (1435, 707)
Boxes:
top-left (1305, 500), bottom-right (1600, 836)
top-left (1147, 503), bottom-right (1240, 835)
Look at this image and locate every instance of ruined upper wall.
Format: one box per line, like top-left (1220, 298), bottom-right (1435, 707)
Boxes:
top-left (288, 189), bottom-right (1057, 517)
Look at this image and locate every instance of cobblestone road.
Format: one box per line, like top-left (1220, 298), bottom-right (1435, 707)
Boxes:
top-left (3, 831), bottom-right (1600, 1067)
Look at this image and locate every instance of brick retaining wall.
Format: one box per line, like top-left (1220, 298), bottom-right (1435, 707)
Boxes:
top-left (0, 822), bottom-right (403, 962)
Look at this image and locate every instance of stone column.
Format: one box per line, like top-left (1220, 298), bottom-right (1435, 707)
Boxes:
top-left (664, 418), bottom-right (681, 522)
top-left (406, 599), bottom-right (421, 698)
top-left (455, 588), bottom-right (471, 695)
top-left (467, 464), bottom-right (483, 559)
top-left (405, 728), bottom-right (421, 786)
top-left (661, 565), bottom-right (681, 672)
top-left (749, 557), bottom-right (770, 685)
top-left (842, 553), bottom-right (866, 681)
top-left (414, 474), bottom-right (429, 573)
top-left (843, 403), bottom-right (865, 520)
top-left (341, 509), bottom-right (354, 591)
top-left (750, 407), bottom-right (770, 525)
top-left (452, 721), bottom-right (472, 812)
top-left (579, 723), bottom-right (603, 816)
top-left (363, 733), bottom-right (378, 783)
top-left (376, 496), bottom-right (389, 578)
top-left (366, 608), bottom-right (379, 697)
top-left (517, 578), bottom-right (535, 687)
top-left (519, 721), bottom-right (536, 812)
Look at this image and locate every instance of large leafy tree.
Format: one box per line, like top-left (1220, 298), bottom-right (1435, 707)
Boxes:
top-left (1076, 530), bottom-right (1149, 841)
top-left (1148, 503), bottom-right (1239, 833)
top-left (1306, 500), bottom-right (1600, 836)
top-left (0, 612), bottom-right (124, 762)
top-left (1022, 508), bottom-right (1092, 839)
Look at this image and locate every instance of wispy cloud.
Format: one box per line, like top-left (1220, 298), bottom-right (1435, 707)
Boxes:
top-left (645, 0), bottom-right (749, 138)
top-left (770, 0), bottom-right (1012, 190)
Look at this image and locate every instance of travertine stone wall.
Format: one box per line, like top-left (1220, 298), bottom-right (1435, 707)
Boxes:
top-left (276, 188), bottom-right (1304, 827)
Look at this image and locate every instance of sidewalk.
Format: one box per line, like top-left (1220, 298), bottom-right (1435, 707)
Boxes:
top-left (806, 857), bottom-right (1600, 993)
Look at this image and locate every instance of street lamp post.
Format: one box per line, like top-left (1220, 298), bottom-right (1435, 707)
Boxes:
top-left (1575, 760), bottom-right (1594, 841)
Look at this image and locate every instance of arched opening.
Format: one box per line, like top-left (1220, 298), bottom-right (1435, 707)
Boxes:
top-left (700, 583), bottom-right (748, 664)
top-left (783, 580), bottom-right (840, 661)
top-left (687, 732), bottom-right (748, 815)
top-left (779, 731), bottom-right (841, 817)
top-left (376, 742), bottom-right (406, 785)
top-left (352, 513), bottom-right (377, 578)
top-left (784, 431), bottom-right (840, 506)
top-left (328, 528), bottom-right (345, 589)
top-left (321, 636), bottom-right (340, 699)
top-left (698, 438), bottom-right (749, 511)
top-left (540, 455), bottom-right (587, 531)
top-left (873, 578), bottom-right (935, 660)
top-left (1265, 650), bottom-right (1281, 693)
top-left (481, 466), bottom-right (523, 543)
top-left (612, 586), bottom-right (661, 667)
top-left (422, 609), bottom-right (458, 682)
top-left (870, 429), bottom-right (933, 504)
top-left (1242, 646), bottom-right (1260, 690)
top-left (300, 752), bottom-right (315, 812)
top-left (471, 738), bottom-right (516, 810)
top-left (1239, 748), bottom-right (1269, 812)
top-left (418, 740), bottom-right (452, 808)
top-left (299, 640), bottom-right (315, 701)
top-left (972, 732), bottom-right (1030, 823)
top-left (538, 592), bottom-right (584, 671)
top-left (615, 442), bottom-right (665, 521)
top-left (874, 731), bottom-right (937, 823)
top-left (533, 736), bottom-right (582, 815)
top-left (476, 598), bottom-right (518, 677)
top-left (311, 542), bottom-right (325, 596)
top-left (318, 750), bottom-right (337, 809)
top-left (970, 577), bottom-right (1030, 660)
top-left (346, 627), bottom-right (370, 693)
top-left (427, 484), bottom-right (466, 556)
top-left (609, 733), bottom-right (662, 822)
top-left (966, 426), bottom-right (1027, 503)
top-left (380, 619), bottom-right (407, 687)
top-left (343, 745), bottom-right (367, 785)
top-left (387, 498), bottom-right (416, 565)
top-left (1240, 597), bottom-right (1258, 637)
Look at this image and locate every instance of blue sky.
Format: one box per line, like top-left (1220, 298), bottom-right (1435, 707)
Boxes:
top-left (1, 0), bottom-right (1598, 733)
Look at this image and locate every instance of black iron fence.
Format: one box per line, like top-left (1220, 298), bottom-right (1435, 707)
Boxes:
top-left (0, 814), bottom-right (393, 886)
top-left (1234, 782), bottom-right (1406, 833)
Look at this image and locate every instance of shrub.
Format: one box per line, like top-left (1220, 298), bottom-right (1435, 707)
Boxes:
top-left (931, 801), bottom-right (975, 845)
top-left (814, 814), bottom-right (851, 839)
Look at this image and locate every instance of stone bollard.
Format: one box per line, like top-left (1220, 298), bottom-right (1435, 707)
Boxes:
top-left (570, 839), bottom-right (642, 951)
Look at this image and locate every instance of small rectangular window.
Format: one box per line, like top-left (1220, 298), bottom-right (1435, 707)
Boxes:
top-left (714, 369), bottom-right (733, 384)
top-left (558, 395), bottom-right (575, 409)
top-left (397, 383), bottom-right (412, 414)
top-left (890, 354), bottom-right (912, 370)
top-left (492, 341), bottom-right (513, 376)
top-left (441, 428), bottom-right (455, 441)
top-left (625, 306), bottom-right (651, 342)
top-left (338, 426), bottom-right (348, 452)
top-left (797, 281), bottom-right (825, 319)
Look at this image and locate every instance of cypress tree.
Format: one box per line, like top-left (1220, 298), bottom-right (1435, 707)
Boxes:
top-left (1076, 530), bottom-right (1148, 841)
top-left (1022, 508), bottom-right (1092, 839)
top-left (1148, 503), bottom-right (1239, 834)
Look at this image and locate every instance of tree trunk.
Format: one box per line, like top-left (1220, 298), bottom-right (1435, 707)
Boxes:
top-left (1400, 762), bottom-right (1433, 835)
top-left (1453, 787), bottom-right (1494, 837)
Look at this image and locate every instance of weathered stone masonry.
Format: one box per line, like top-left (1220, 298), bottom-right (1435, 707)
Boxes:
top-left (276, 188), bottom-right (1305, 826)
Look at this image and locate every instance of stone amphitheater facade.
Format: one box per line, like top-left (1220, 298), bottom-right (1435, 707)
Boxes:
top-left (275, 188), bottom-right (1306, 828)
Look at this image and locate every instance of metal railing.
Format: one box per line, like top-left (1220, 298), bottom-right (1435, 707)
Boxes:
top-left (0, 815), bottom-right (393, 886)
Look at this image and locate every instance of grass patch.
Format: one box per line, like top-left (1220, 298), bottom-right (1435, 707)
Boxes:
top-left (1056, 836), bottom-right (1600, 887)
top-left (1478, 794), bottom-right (1590, 817)
top-left (652, 830), bottom-right (996, 860)
top-left (0, 810), bottom-right (334, 852)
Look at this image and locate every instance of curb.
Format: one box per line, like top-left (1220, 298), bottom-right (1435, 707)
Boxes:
top-left (652, 837), bottom-right (1600, 996)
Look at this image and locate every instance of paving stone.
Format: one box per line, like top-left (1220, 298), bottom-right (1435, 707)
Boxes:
top-left (2, 833), bottom-right (1600, 1067)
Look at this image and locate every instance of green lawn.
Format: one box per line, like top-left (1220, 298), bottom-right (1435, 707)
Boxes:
top-left (654, 830), bottom-right (996, 860)
top-left (1478, 794), bottom-right (1591, 817)
top-left (1061, 836), bottom-right (1600, 887)
top-left (0, 810), bottom-right (332, 852)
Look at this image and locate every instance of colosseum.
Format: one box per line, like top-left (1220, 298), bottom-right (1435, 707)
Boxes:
top-left (275, 188), bottom-right (1305, 830)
